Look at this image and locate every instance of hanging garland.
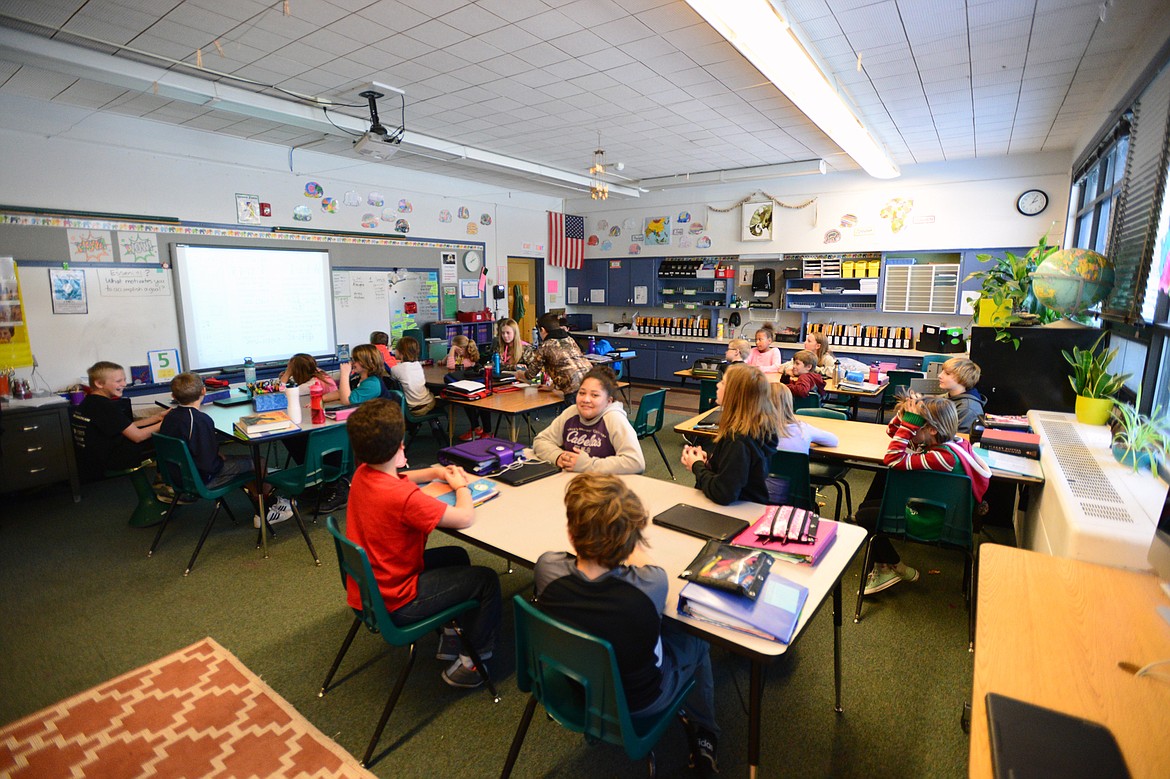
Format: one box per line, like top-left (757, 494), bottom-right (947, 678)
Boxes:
top-left (707, 190), bottom-right (817, 212)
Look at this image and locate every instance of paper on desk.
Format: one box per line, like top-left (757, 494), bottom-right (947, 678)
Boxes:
top-left (975, 446), bottom-right (1044, 479)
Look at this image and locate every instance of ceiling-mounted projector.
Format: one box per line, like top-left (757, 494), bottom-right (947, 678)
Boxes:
top-left (353, 130), bottom-right (399, 161)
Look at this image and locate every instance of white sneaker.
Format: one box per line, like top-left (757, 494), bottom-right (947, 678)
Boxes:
top-left (267, 497), bottom-right (294, 524)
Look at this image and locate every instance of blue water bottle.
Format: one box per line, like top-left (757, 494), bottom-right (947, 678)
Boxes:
top-left (588, 336), bottom-right (597, 354)
top-left (243, 357), bottom-right (257, 393)
top-left (493, 352), bottom-right (501, 374)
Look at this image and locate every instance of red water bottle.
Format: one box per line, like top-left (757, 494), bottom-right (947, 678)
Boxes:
top-left (310, 379), bottom-right (325, 424)
top-left (483, 363), bottom-right (493, 392)
top-left (868, 363), bottom-right (879, 384)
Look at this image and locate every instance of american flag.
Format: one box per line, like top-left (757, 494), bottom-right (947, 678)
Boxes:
top-left (547, 211), bottom-right (584, 270)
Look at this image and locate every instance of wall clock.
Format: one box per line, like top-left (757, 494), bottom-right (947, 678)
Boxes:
top-left (1016, 189), bottom-right (1049, 216)
top-left (462, 250), bottom-right (483, 272)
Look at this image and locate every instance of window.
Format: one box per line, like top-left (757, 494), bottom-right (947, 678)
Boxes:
top-left (1070, 135), bottom-right (1128, 254)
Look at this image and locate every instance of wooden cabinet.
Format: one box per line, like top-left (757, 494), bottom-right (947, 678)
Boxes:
top-left (1, 400), bottom-right (81, 500)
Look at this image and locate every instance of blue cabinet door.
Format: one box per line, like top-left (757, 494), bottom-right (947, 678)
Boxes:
top-left (630, 259), bottom-right (657, 307)
top-left (607, 260), bottom-right (631, 306)
top-left (582, 259), bottom-right (608, 304)
top-left (565, 265), bottom-right (587, 305)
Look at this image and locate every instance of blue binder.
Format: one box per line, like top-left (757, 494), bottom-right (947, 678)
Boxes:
top-left (678, 573), bottom-right (808, 644)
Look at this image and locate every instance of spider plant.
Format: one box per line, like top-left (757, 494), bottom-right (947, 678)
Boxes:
top-left (1111, 393), bottom-right (1170, 472)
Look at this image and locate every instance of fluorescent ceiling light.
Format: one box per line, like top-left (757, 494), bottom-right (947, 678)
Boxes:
top-left (638, 159), bottom-right (826, 190)
top-left (685, 0), bottom-right (899, 179)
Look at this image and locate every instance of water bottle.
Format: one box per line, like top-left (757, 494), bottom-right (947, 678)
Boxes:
top-left (868, 363), bottom-right (879, 384)
top-left (284, 379), bottom-right (302, 425)
top-left (243, 357), bottom-right (257, 392)
top-left (483, 363), bottom-right (493, 392)
top-left (588, 336), bottom-right (597, 354)
top-left (309, 380), bottom-right (325, 424)
top-left (492, 352), bottom-right (501, 374)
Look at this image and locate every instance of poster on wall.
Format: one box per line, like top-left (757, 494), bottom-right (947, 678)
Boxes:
top-left (147, 349), bottom-right (181, 384)
top-left (236, 193), bottom-right (261, 225)
top-left (67, 229), bottom-right (113, 262)
top-left (441, 251), bottom-right (457, 283)
top-left (643, 216), bottom-right (670, 246)
top-left (741, 201), bottom-right (774, 241)
top-left (117, 231), bottom-right (160, 263)
top-left (50, 268), bottom-right (88, 314)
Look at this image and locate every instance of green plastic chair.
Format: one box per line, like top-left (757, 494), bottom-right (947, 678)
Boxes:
top-left (796, 407), bottom-right (847, 420)
top-left (401, 327), bottom-right (425, 348)
top-left (148, 433), bottom-right (256, 576)
top-left (386, 388), bottom-right (445, 449)
top-left (319, 516), bottom-right (499, 768)
top-left (631, 389), bottom-right (673, 480)
top-left (501, 595), bottom-right (695, 778)
top-left (854, 469), bottom-right (978, 650)
top-left (767, 450), bottom-right (816, 510)
top-left (875, 370), bottom-right (924, 423)
top-left (697, 379), bottom-right (719, 413)
top-left (106, 461), bottom-right (168, 528)
top-left (794, 408), bottom-right (854, 521)
top-left (264, 424), bottom-right (356, 556)
top-left (791, 389), bottom-right (821, 411)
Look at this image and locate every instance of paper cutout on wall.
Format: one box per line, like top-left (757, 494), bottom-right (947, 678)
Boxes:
top-left (480, 213), bottom-right (492, 225)
top-left (587, 235), bottom-right (599, 245)
top-left (67, 229), bottom-right (113, 262)
top-left (394, 219), bottom-right (410, 233)
top-left (343, 190), bottom-right (361, 207)
top-left (840, 213), bottom-right (857, 227)
top-left (880, 198), bottom-right (913, 232)
top-left (321, 197), bottom-right (338, 213)
top-left (677, 211), bottom-right (691, 223)
top-left (398, 199), bottom-right (412, 213)
top-left (631, 233), bottom-right (645, 243)
top-left (467, 223), bottom-right (479, 235)
top-left (672, 227), bottom-right (683, 236)
top-left (679, 237), bottom-right (692, 248)
top-left (697, 236), bottom-right (712, 249)
top-left (381, 207), bottom-right (397, 221)
top-left (368, 192), bottom-right (384, 207)
top-left (458, 206), bottom-right (470, 219)
top-left (117, 232), bottom-right (159, 263)
top-left (688, 222), bottom-right (704, 234)
top-left (608, 226), bottom-right (621, 236)
top-left (360, 214), bottom-right (378, 228)
top-left (644, 217), bottom-right (670, 245)
top-left (824, 229), bottom-right (841, 244)
top-left (293, 205), bottom-right (312, 221)
top-left (304, 182), bottom-right (323, 198)
top-left (628, 243), bottom-right (642, 254)
top-left (439, 209), bottom-right (452, 223)
top-left (597, 219), bottom-right (609, 231)
top-left (601, 240), bottom-right (613, 251)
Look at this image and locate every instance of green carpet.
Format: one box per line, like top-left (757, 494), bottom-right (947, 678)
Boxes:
top-left (0, 406), bottom-right (983, 777)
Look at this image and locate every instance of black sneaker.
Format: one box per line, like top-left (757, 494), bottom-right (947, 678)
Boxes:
top-left (691, 728), bottom-right (718, 775)
top-left (318, 481), bottom-right (348, 513)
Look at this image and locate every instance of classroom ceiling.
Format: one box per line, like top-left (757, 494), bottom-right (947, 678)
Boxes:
top-left (0, 0), bottom-right (1165, 198)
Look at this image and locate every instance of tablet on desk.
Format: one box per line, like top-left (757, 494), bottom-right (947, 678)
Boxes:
top-left (986, 692), bottom-right (1130, 778)
top-left (214, 394), bottom-right (253, 407)
top-left (653, 504), bottom-right (749, 542)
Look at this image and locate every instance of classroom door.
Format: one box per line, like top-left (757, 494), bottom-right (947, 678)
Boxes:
top-left (507, 257), bottom-right (536, 342)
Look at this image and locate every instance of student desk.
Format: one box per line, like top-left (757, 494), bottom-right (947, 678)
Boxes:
top-left (970, 544), bottom-right (1170, 778)
top-left (674, 408), bottom-right (1044, 484)
top-left (203, 398), bottom-right (337, 560)
top-left (445, 472), bottom-right (867, 777)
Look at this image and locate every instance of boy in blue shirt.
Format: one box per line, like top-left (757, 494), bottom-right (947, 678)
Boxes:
top-left (159, 372), bottom-right (292, 526)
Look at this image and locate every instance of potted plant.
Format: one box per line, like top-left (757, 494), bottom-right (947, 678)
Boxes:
top-left (1062, 332), bottom-right (1130, 424)
top-left (1111, 395), bottom-right (1170, 472)
top-left (967, 235), bottom-right (1061, 347)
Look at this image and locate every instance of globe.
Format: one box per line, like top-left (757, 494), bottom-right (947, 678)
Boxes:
top-left (1031, 248), bottom-right (1115, 316)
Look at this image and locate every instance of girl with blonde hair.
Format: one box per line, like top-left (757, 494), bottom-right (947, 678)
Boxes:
top-left (493, 318), bottom-right (532, 369)
top-left (681, 363), bottom-right (778, 504)
top-left (771, 382), bottom-right (838, 453)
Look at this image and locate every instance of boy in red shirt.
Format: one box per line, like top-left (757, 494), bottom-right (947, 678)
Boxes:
top-left (780, 349), bottom-right (826, 398)
top-left (345, 398), bottom-right (501, 687)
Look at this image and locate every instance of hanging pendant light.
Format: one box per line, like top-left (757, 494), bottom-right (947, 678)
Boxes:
top-left (589, 132), bottom-right (609, 201)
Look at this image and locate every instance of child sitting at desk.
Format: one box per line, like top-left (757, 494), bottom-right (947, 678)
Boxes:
top-left (491, 317), bottom-right (532, 370)
top-left (533, 365), bottom-right (645, 474)
top-left (535, 473), bottom-right (719, 774)
top-left (859, 395), bottom-right (991, 595)
top-left (159, 372), bottom-right (293, 526)
top-left (445, 335), bottom-right (491, 441)
top-left (725, 338), bottom-right (750, 364)
top-left (780, 350), bottom-right (827, 398)
top-left (389, 336), bottom-right (438, 415)
top-left (772, 382), bottom-right (839, 453)
top-left (338, 344), bottom-right (387, 405)
top-left (72, 360), bottom-right (169, 485)
top-left (346, 398), bottom-right (501, 688)
top-left (744, 324), bottom-right (783, 373)
top-left (279, 353), bottom-right (339, 401)
top-left (937, 356), bottom-right (986, 434)
top-left (681, 363), bottom-right (778, 505)
top-left (370, 331), bottom-right (398, 370)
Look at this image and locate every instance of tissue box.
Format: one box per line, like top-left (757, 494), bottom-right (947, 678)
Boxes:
top-left (253, 393), bottom-right (288, 412)
top-left (597, 322), bottom-right (615, 334)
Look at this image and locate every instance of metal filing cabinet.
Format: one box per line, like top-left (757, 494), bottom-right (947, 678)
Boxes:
top-left (1, 399), bottom-right (81, 501)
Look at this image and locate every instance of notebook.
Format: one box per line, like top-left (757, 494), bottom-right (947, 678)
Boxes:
top-left (985, 693), bottom-right (1130, 778)
top-left (678, 572), bottom-right (808, 644)
top-left (693, 408), bottom-right (722, 430)
top-left (652, 504), bottom-right (750, 542)
top-left (493, 460), bottom-right (561, 486)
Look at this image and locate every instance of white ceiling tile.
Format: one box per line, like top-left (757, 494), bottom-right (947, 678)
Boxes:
top-left (549, 30), bottom-right (611, 57)
top-left (354, 2), bottom-right (429, 31)
top-left (439, 4), bottom-right (509, 36)
top-left (405, 19), bottom-right (470, 48)
top-left (592, 16), bottom-right (656, 46)
top-left (515, 9), bottom-right (582, 39)
top-left (512, 42), bottom-right (571, 68)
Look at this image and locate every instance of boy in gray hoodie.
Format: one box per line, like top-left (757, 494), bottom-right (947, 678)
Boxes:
top-left (937, 357), bottom-right (986, 434)
top-left (533, 366), bottom-right (645, 474)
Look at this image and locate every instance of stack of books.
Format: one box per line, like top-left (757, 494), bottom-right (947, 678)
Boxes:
top-left (233, 410), bottom-right (297, 438)
top-left (421, 477), bottom-right (499, 506)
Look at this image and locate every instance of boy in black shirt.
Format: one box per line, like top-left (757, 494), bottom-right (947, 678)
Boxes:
top-left (159, 372), bottom-right (291, 525)
top-left (534, 474), bottom-right (719, 774)
top-left (72, 360), bottom-right (168, 483)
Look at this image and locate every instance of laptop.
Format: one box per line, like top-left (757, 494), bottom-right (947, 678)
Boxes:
top-left (493, 460), bottom-right (561, 486)
top-left (909, 377), bottom-right (943, 395)
top-left (214, 393), bottom-right (253, 407)
top-left (986, 693), bottom-right (1130, 778)
top-left (653, 504), bottom-right (750, 542)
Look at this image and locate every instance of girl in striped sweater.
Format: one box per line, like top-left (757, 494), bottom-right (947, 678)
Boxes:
top-left (860, 395), bottom-right (991, 594)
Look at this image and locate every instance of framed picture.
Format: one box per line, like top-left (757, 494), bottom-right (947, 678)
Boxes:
top-left (742, 201), bottom-right (774, 241)
top-left (236, 193), bottom-right (261, 225)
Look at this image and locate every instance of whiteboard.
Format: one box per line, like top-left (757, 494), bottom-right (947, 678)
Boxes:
top-left (332, 268), bottom-right (439, 349)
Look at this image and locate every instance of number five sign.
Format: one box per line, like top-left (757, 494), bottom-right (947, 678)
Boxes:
top-left (147, 349), bottom-right (181, 384)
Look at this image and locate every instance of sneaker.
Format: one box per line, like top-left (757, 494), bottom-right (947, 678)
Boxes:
top-left (318, 482), bottom-right (349, 513)
top-left (864, 563), bottom-right (918, 595)
top-left (253, 497), bottom-right (294, 528)
top-left (155, 484), bottom-right (195, 505)
top-left (441, 659), bottom-right (486, 689)
top-left (458, 426), bottom-right (484, 442)
top-left (436, 628), bottom-right (461, 661)
top-left (692, 728), bottom-right (719, 775)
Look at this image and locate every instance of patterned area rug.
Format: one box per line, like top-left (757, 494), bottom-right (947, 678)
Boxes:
top-left (0, 637), bottom-right (374, 778)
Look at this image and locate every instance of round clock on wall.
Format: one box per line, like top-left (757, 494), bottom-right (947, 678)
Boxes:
top-left (1016, 189), bottom-right (1049, 216)
top-left (462, 250), bottom-right (482, 272)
